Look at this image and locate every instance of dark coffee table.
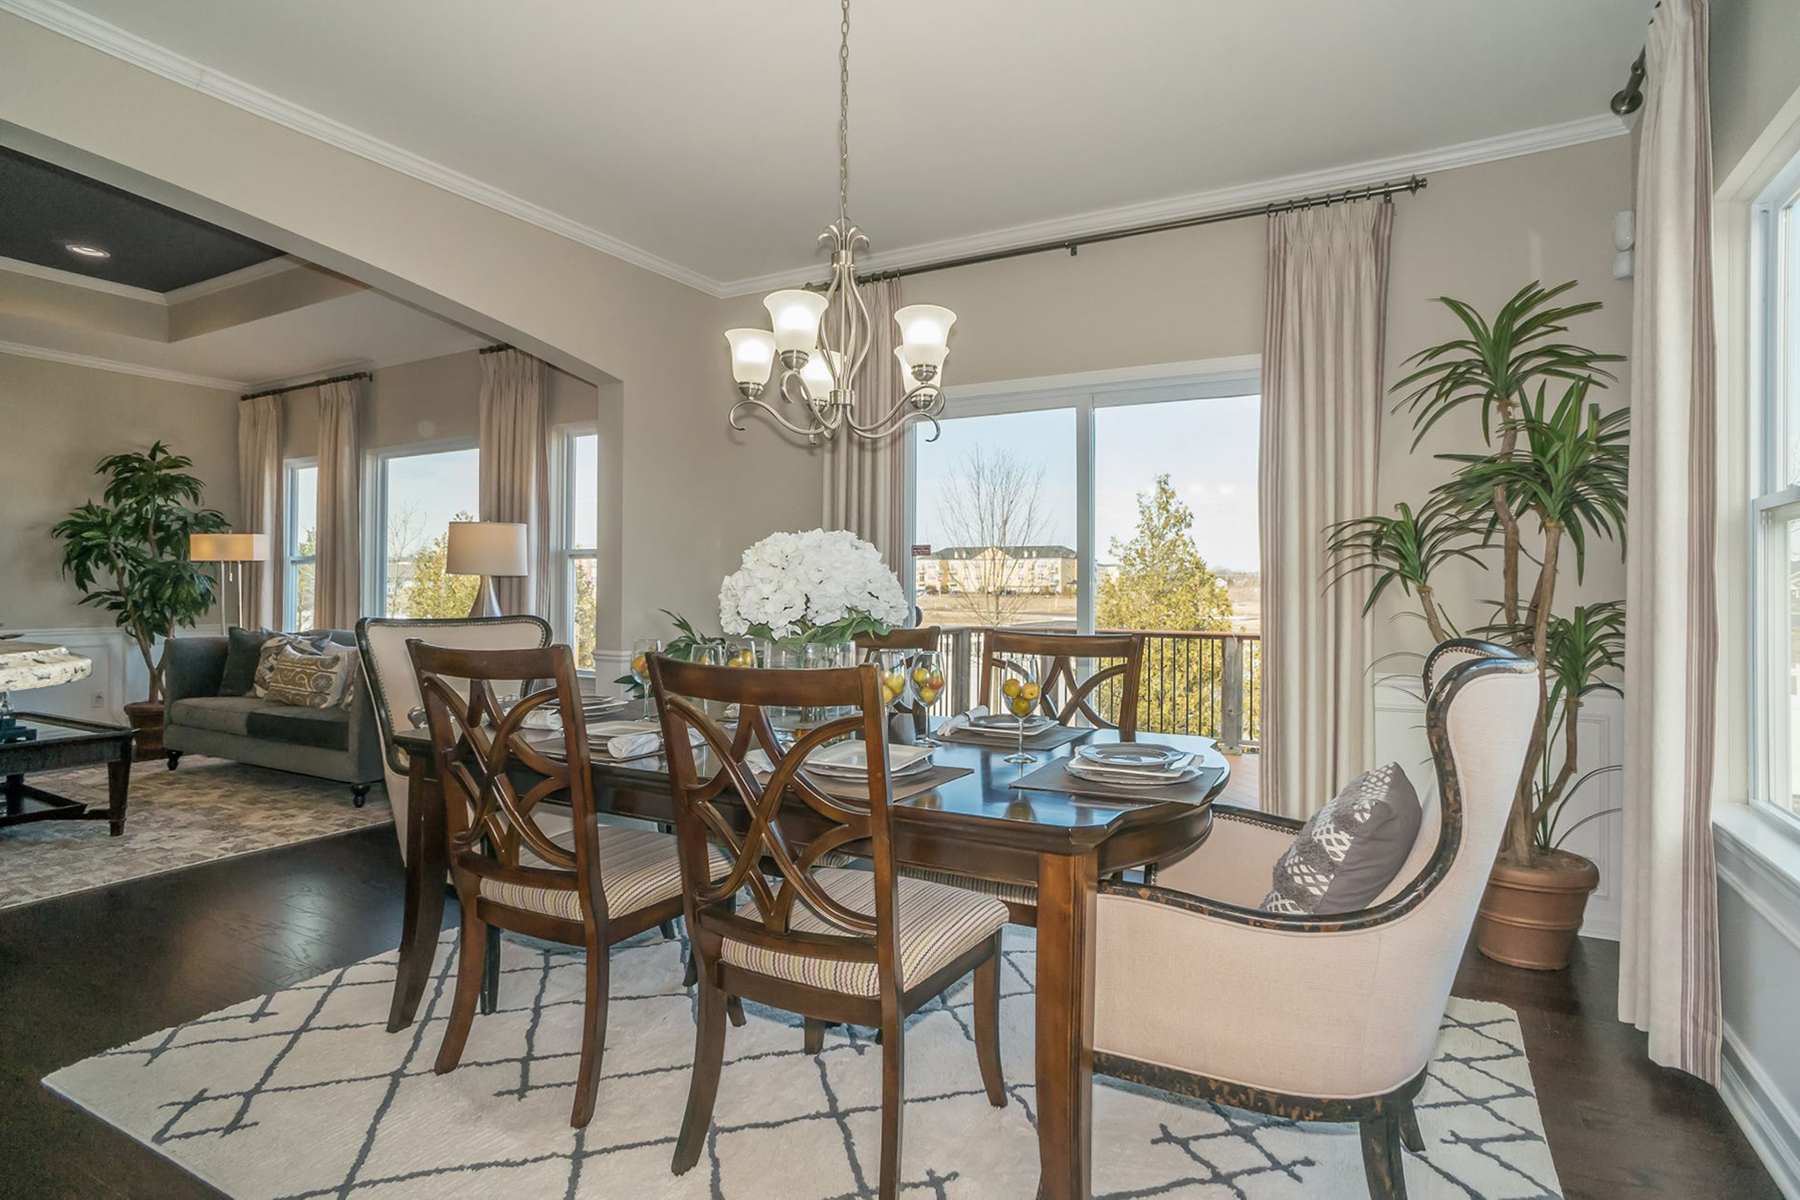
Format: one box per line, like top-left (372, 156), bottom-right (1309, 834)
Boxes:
top-left (0, 711), bottom-right (135, 836)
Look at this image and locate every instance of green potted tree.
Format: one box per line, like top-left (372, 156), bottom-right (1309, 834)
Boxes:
top-left (1328, 282), bottom-right (1628, 970)
top-left (53, 442), bottom-right (228, 759)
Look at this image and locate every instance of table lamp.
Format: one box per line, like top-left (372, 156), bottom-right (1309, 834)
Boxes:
top-left (0, 642), bottom-right (93, 743)
top-left (188, 532), bottom-right (270, 633)
top-left (446, 522), bottom-right (528, 618)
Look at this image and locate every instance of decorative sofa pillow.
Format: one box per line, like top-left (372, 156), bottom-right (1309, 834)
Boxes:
top-left (263, 646), bottom-right (354, 710)
top-left (1261, 762), bottom-right (1422, 916)
top-left (253, 633), bottom-right (332, 697)
top-left (318, 641), bottom-right (361, 710)
top-left (220, 626), bottom-right (274, 695)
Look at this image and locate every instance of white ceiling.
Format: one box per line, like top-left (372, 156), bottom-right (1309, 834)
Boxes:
top-left (0, 287), bottom-right (488, 390)
top-left (11, 0), bottom-right (1650, 293)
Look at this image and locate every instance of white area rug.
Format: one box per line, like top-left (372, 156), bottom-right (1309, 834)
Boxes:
top-left (45, 929), bottom-right (1561, 1198)
top-left (1, 756), bottom-right (389, 910)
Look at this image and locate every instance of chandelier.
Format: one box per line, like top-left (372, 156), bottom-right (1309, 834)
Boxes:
top-left (724, 0), bottom-right (956, 444)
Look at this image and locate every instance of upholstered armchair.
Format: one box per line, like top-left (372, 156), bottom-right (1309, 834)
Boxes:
top-left (1091, 642), bottom-right (1538, 1199)
top-left (355, 615), bottom-right (552, 861)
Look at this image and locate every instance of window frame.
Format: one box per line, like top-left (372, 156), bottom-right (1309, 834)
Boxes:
top-left (364, 437), bottom-right (481, 618)
top-left (282, 456), bottom-right (317, 631)
top-left (1749, 158), bottom-right (1800, 831)
top-left (552, 422), bottom-right (600, 674)
top-left (904, 359), bottom-right (1262, 633)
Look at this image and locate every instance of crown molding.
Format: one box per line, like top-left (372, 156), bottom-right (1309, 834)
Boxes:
top-left (0, 253), bottom-right (167, 303)
top-left (162, 254), bottom-right (305, 304)
top-left (0, 339), bottom-right (246, 390)
top-left (0, 0), bottom-right (722, 297)
top-left (3, 0), bottom-right (1631, 303)
top-left (717, 112), bottom-right (1631, 296)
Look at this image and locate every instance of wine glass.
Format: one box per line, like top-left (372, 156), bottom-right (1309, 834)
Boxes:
top-left (631, 637), bottom-right (663, 720)
top-left (906, 649), bottom-right (946, 747)
top-left (1000, 663), bottom-right (1042, 764)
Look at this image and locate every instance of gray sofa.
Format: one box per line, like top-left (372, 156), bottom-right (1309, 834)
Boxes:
top-left (164, 631), bottom-right (384, 804)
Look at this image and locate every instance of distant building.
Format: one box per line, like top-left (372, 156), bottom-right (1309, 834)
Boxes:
top-left (915, 544), bottom-right (1078, 595)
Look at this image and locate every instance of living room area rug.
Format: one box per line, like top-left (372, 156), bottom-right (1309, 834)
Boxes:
top-left (1, 756), bottom-right (389, 911)
top-left (44, 928), bottom-right (1563, 1198)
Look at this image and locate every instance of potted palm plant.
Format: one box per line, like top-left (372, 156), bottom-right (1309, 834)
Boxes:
top-left (53, 442), bottom-right (228, 759)
top-left (1328, 282), bottom-right (1627, 969)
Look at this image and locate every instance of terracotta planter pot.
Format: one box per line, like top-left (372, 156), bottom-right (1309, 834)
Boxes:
top-left (1473, 849), bottom-right (1600, 970)
top-left (121, 700), bottom-right (164, 762)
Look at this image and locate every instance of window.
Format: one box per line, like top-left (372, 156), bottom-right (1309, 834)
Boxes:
top-left (372, 444), bottom-right (481, 618)
top-left (1752, 159), bottom-right (1800, 824)
top-left (908, 367), bottom-right (1261, 741)
top-left (558, 429), bottom-right (600, 670)
top-left (284, 459), bottom-right (317, 630)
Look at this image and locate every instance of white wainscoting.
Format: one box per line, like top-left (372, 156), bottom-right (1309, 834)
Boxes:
top-left (1715, 806), bottom-right (1800, 1200)
top-left (1373, 672), bottom-right (1625, 941)
top-left (4, 626), bottom-right (142, 724)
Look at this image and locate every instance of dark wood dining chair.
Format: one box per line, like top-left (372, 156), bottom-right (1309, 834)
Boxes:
top-left (408, 639), bottom-right (726, 1129)
top-left (979, 628), bottom-right (1145, 739)
top-left (648, 654), bottom-right (1009, 1200)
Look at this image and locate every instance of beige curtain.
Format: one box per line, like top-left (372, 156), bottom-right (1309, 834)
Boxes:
top-left (312, 378), bottom-right (363, 630)
top-left (478, 348), bottom-right (551, 617)
top-left (235, 395), bottom-right (283, 629)
top-left (1619, 0), bottom-right (1721, 1085)
top-left (1258, 199), bottom-right (1394, 819)
top-left (823, 278), bottom-right (908, 578)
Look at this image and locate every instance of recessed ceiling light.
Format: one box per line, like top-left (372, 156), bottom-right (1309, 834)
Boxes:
top-left (64, 242), bottom-right (111, 259)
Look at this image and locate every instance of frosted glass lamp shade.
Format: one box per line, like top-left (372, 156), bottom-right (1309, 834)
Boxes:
top-left (446, 522), bottom-right (528, 577)
top-left (724, 328), bottom-right (776, 386)
top-left (899, 340), bottom-right (948, 372)
top-left (188, 532), bottom-right (269, 561)
top-left (799, 350), bottom-right (844, 402)
top-left (895, 345), bottom-right (943, 390)
top-left (894, 304), bottom-right (956, 350)
top-left (763, 290), bottom-right (829, 355)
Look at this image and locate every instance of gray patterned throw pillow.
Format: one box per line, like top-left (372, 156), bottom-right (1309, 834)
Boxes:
top-left (1261, 763), bottom-right (1422, 916)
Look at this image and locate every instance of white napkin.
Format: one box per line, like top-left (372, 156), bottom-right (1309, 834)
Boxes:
top-left (936, 707), bottom-right (990, 737)
top-left (590, 720), bottom-right (703, 761)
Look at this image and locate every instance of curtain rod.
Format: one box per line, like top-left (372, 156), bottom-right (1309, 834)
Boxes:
top-left (1610, 2), bottom-right (1657, 117)
top-left (239, 370), bottom-right (370, 401)
top-left (478, 343), bottom-right (513, 355)
top-left (847, 174), bottom-right (1428, 285)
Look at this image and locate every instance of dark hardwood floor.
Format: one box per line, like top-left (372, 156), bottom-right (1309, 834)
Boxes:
top-left (0, 825), bottom-right (1778, 1199)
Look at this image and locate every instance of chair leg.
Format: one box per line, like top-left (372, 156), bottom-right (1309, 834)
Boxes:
top-left (673, 979), bottom-right (729, 1176)
top-left (569, 927), bottom-right (610, 1128)
top-left (480, 924), bottom-right (502, 1015)
top-left (972, 945), bottom-right (1006, 1107)
top-left (1396, 1098), bottom-right (1425, 1153)
top-left (727, 994), bottom-right (746, 1027)
top-left (659, 919), bottom-right (677, 940)
top-left (682, 952), bottom-right (699, 989)
top-left (1359, 1112), bottom-right (1409, 1200)
top-left (434, 888), bottom-right (485, 1075)
top-left (878, 1011), bottom-right (905, 1200)
top-left (803, 1016), bottom-right (827, 1055)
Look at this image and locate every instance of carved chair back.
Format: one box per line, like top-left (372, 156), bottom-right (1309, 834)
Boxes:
top-left (408, 641), bottom-right (602, 908)
top-left (648, 656), bottom-right (900, 988)
top-left (854, 625), bottom-right (942, 654)
top-left (979, 629), bottom-right (1145, 738)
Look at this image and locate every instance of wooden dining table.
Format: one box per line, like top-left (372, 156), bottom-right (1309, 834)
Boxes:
top-left (386, 721), bottom-right (1227, 1200)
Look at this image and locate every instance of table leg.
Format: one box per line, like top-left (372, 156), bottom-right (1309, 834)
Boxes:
top-left (1035, 851), bottom-right (1098, 1200)
top-left (106, 750), bottom-right (130, 836)
top-left (4, 774), bottom-right (21, 816)
top-left (389, 754), bottom-right (447, 1032)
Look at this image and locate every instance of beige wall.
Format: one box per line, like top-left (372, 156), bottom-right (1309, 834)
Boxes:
top-left (0, 351), bottom-right (240, 629)
top-left (1712, 0), bottom-right (1800, 182)
top-left (0, 11), bottom-right (819, 655)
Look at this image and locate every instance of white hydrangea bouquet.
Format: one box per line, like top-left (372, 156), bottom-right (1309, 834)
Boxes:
top-left (719, 529), bottom-right (907, 647)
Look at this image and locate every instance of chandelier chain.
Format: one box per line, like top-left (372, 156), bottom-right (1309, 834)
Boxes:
top-left (838, 0), bottom-right (851, 226)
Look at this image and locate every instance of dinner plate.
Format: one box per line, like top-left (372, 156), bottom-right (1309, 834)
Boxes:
top-left (806, 741), bottom-right (935, 777)
top-left (966, 713), bottom-right (1055, 733)
top-left (1076, 742), bottom-right (1186, 769)
top-left (1066, 756), bottom-right (1203, 787)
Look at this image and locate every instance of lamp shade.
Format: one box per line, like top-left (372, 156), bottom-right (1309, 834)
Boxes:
top-left (188, 532), bottom-right (269, 562)
top-left (894, 304), bottom-right (956, 350)
top-left (446, 522), bottom-right (528, 577)
top-left (724, 328), bottom-right (777, 386)
top-left (763, 290), bottom-right (829, 355)
top-left (799, 350), bottom-right (844, 402)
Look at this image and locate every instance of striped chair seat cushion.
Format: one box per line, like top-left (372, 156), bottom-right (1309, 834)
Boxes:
top-left (721, 868), bottom-right (1009, 998)
top-left (479, 826), bottom-right (728, 922)
top-left (901, 866), bottom-right (1038, 908)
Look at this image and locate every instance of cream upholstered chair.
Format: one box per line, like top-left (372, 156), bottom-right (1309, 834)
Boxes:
top-left (355, 615), bottom-right (552, 862)
top-left (1090, 641), bottom-right (1537, 1200)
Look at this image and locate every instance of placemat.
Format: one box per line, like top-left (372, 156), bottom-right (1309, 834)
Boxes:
top-left (936, 723), bottom-right (1089, 751)
top-left (1008, 757), bottom-right (1223, 805)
